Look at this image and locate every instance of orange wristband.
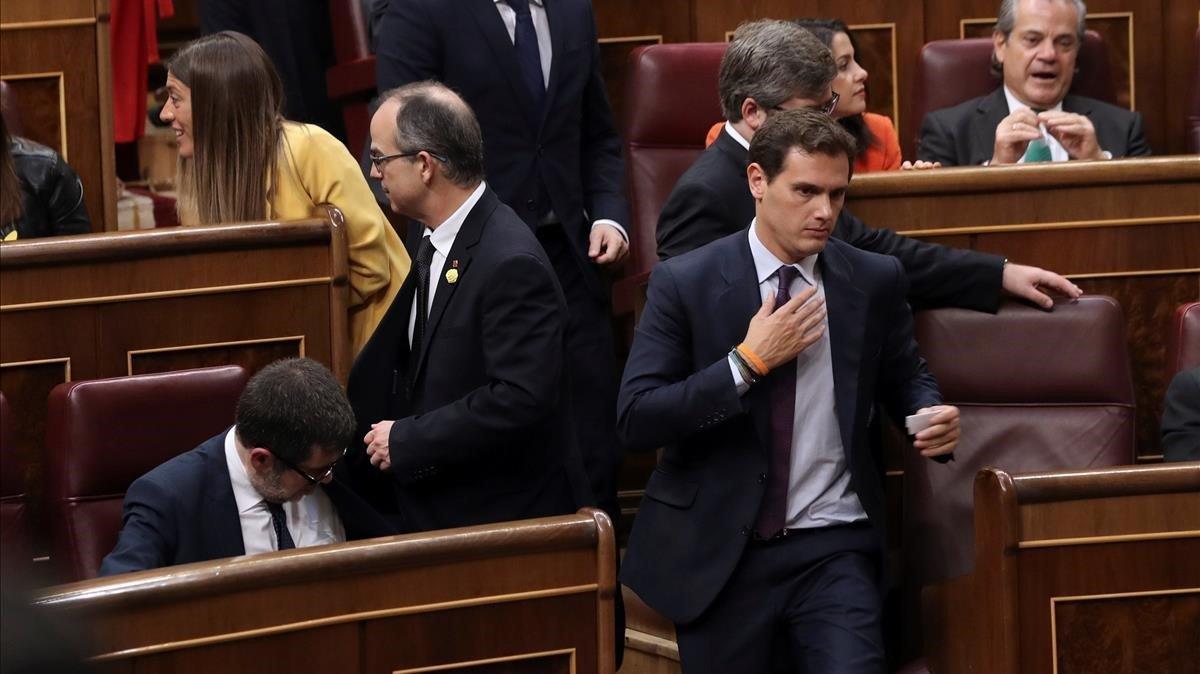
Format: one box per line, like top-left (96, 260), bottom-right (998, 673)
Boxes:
top-left (736, 343), bottom-right (769, 376)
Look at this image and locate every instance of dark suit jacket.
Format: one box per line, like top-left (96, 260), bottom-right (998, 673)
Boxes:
top-left (1161, 367), bottom-right (1200, 462)
top-left (98, 432), bottom-right (395, 576)
top-left (376, 0), bottom-right (628, 298)
top-left (617, 232), bottom-right (942, 625)
top-left (916, 88), bottom-right (1152, 166)
top-left (345, 188), bottom-right (590, 533)
top-left (656, 129), bottom-right (1006, 312)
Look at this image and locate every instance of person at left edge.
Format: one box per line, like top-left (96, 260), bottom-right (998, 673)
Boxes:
top-left (100, 358), bottom-right (397, 576)
top-left (346, 81), bottom-right (590, 533)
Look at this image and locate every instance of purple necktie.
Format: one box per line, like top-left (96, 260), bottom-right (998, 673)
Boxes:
top-left (753, 265), bottom-right (802, 538)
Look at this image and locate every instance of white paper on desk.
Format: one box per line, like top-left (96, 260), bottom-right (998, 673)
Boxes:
top-left (905, 410), bottom-right (939, 436)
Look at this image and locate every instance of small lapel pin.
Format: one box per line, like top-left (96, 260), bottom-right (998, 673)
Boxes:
top-left (445, 263), bottom-right (459, 284)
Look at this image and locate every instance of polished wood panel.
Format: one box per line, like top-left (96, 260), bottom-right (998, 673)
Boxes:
top-left (35, 510), bottom-right (617, 674)
top-left (0, 218), bottom-right (350, 557)
top-left (1054, 591), bottom-right (1200, 674)
top-left (922, 463), bottom-right (1200, 674)
top-left (1, 2), bottom-right (116, 228)
top-left (848, 158), bottom-right (1200, 461)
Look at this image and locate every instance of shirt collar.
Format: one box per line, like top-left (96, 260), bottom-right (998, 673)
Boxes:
top-left (423, 181), bottom-right (487, 256)
top-left (748, 219), bottom-right (818, 287)
top-left (724, 121), bottom-right (751, 151)
top-left (223, 426), bottom-right (269, 515)
top-left (1002, 85), bottom-right (1064, 115)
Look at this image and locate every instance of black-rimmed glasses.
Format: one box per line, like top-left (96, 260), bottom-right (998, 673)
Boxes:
top-left (268, 447), bottom-right (347, 486)
top-left (369, 150), bottom-right (448, 171)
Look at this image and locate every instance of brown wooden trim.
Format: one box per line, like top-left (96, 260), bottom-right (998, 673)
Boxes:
top-left (126, 336), bottom-right (306, 376)
top-left (1018, 530), bottom-right (1200, 549)
top-left (36, 511), bottom-right (605, 611)
top-left (0, 18), bottom-right (97, 30)
top-left (1064, 268), bottom-right (1200, 280)
top-left (624, 629), bottom-right (680, 660)
top-left (91, 585), bottom-right (599, 662)
top-left (849, 156), bottom-right (1200, 196)
top-left (897, 214), bottom-right (1198, 237)
top-left (0, 71), bottom-right (67, 158)
top-left (1089, 11), bottom-right (1136, 109)
top-left (1050, 588), bottom-right (1199, 673)
top-left (593, 508), bottom-right (617, 674)
top-left (94, 7), bottom-right (117, 229)
top-left (0, 356), bottom-right (72, 382)
top-left (393, 648), bottom-right (577, 674)
top-left (0, 220), bottom-right (333, 267)
top-left (0, 277), bottom-right (333, 312)
top-left (1012, 462), bottom-right (1200, 504)
top-left (959, 17), bottom-right (996, 40)
top-left (597, 35), bottom-right (664, 45)
top-left (321, 205), bottom-right (351, 382)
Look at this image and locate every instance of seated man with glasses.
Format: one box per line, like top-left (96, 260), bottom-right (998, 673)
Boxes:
top-left (100, 358), bottom-right (396, 576)
top-left (657, 18), bottom-right (1081, 313)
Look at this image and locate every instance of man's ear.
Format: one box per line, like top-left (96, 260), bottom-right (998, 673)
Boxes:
top-left (247, 447), bottom-right (275, 474)
top-left (747, 162), bottom-right (768, 200)
top-left (419, 151), bottom-right (438, 186)
top-left (741, 97), bottom-right (767, 132)
top-left (992, 31), bottom-right (1008, 66)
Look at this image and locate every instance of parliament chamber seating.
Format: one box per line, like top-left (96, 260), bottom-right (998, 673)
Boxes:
top-left (43, 365), bottom-right (249, 582)
top-left (921, 463), bottom-right (1200, 674)
top-left (327, 0), bottom-right (377, 159)
top-left (36, 509), bottom-right (618, 674)
top-left (1, 390), bottom-right (32, 582)
top-left (909, 31), bottom-right (1115, 159)
top-left (1169, 302), bottom-right (1200, 376)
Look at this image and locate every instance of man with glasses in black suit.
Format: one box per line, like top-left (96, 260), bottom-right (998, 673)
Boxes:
top-left (100, 358), bottom-right (395, 576)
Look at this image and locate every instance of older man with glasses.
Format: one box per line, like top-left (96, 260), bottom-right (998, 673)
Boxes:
top-left (656, 18), bottom-right (1081, 314)
top-left (99, 358), bottom-right (396, 576)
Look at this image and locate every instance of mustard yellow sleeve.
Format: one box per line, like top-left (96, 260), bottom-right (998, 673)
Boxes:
top-left (288, 125), bottom-right (408, 308)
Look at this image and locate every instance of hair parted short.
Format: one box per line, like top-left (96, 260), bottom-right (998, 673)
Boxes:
top-left (235, 358), bottom-right (356, 466)
top-left (748, 108), bottom-right (858, 182)
top-left (719, 19), bottom-right (836, 123)
top-left (992, 0), bottom-right (1087, 75)
top-left (377, 81), bottom-right (485, 187)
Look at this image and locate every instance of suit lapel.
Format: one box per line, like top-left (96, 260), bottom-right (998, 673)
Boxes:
top-left (410, 190), bottom-right (497, 387)
top-left (201, 433), bottom-right (246, 559)
top-left (715, 233), bottom-right (771, 454)
top-left (974, 88), bottom-right (1010, 163)
top-left (819, 244), bottom-right (866, 455)
top-left (469, 0), bottom-right (540, 124)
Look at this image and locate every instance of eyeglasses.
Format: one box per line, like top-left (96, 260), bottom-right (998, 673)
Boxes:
top-left (772, 91), bottom-right (840, 116)
top-left (268, 447), bottom-right (347, 486)
top-left (368, 150), bottom-right (448, 171)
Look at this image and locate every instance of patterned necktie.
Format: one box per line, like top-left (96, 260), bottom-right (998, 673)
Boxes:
top-left (506, 0), bottom-right (546, 114)
top-left (753, 265), bottom-right (803, 538)
top-left (266, 501), bottom-right (295, 551)
top-left (408, 235), bottom-right (435, 386)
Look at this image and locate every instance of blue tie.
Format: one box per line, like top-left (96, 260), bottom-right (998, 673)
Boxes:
top-left (507, 0), bottom-right (546, 114)
top-left (266, 501), bottom-right (295, 551)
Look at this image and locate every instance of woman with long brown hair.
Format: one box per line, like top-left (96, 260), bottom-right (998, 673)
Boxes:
top-left (162, 31), bottom-right (408, 354)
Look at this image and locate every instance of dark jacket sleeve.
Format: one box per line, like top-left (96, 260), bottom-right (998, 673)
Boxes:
top-left (836, 209), bottom-right (1005, 313)
top-left (578, 8), bottom-right (629, 230)
top-left (656, 179), bottom-right (740, 261)
top-left (875, 256), bottom-right (943, 425)
top-left (1161, 368), bottom-right (1200, 462)
top-left (616, 263), bottom-right (745, 451)
top-left (45, 155), bottom-right (91, 235)
top-left (98, 476), bottom-right (176, 576)
top-left (386, 252), bottom-right (566, 481)
top-left (375, 0), bottom-right (443, 91)
top-left (916, 108), bottom-right (964, 166)
top-left (1122, 111), bottom-right (1152, 158)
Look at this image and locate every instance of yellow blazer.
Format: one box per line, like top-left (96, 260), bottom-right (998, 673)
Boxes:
top-left (272, 123), bottom-right (410, 355)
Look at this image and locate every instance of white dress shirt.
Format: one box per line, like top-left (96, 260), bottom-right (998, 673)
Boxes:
top-left (728, 222), bottom-right (868, 529)
top-left (223, 427), bottom-right (345, 555)
top-left (1002, 86), bottom-right (1070, 162)
top-left (725, 121), bottom-right (750, 150)
top-left (409, 182), bottom-right (486, 345)
top-left (491, 0), bottom-right (627, 243)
